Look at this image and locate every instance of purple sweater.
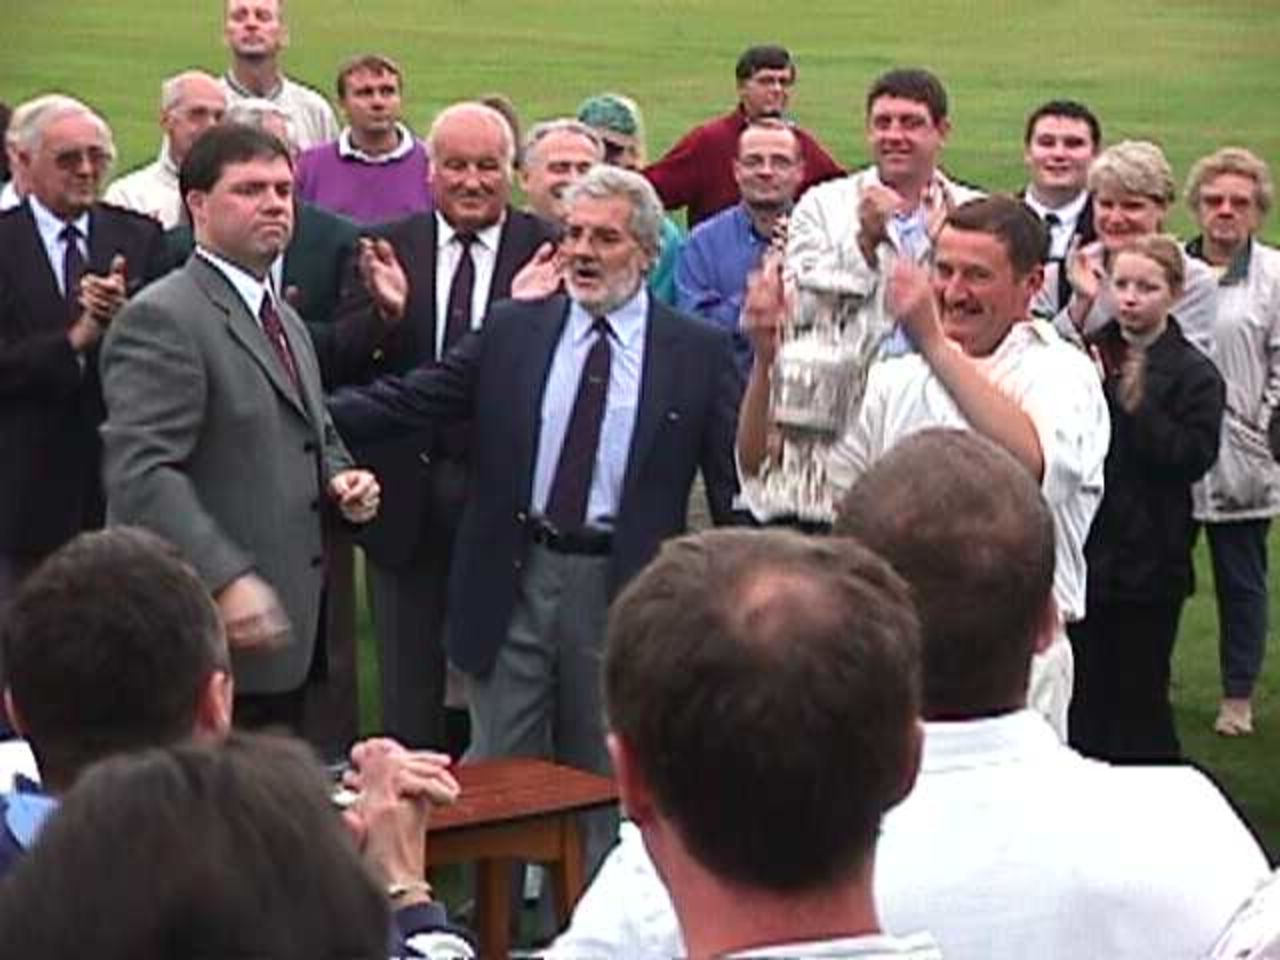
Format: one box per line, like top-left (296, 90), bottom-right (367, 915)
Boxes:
top-left (296, 136), bottom-right (432, 226)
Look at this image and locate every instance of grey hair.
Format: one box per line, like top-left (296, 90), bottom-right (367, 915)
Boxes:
top-left (564, 165), bottom-right (664, 259)
top-left (9, 94), bottom-right (115, 163)
top-left (1087, 140), bottom-right (1176, 206)
top-left (224, 97), bottom-right (296, 151)
top-left (523, 118), bottom-right (603, 168)
top-left (1185, 146), bottom-right (1274, 218)
top-left (426, 101), bottom-right (516, 174)
top-left (160, 70), bottom-right (222, 114)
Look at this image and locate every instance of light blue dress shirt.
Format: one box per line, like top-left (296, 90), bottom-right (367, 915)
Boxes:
top-left (29, 195), bottom-right (89, 296)
top-left (531, 287), bottom-right (648, 529)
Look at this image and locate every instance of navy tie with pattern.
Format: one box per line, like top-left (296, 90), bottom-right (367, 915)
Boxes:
top-left (61, 224), bottom-right (85, 323)
top-left (442, 233), bottom-right (476, 356)
top-left (544, 318), bottom-right (613, 531)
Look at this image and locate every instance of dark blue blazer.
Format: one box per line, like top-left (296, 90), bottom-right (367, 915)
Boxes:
top-left (331, 208), bottom-right (554, 567)
top-left (330, 293), bottom-right (741, 675)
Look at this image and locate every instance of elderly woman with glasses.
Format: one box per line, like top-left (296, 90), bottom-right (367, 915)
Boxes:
top-left (1182, 147), bottom-right (1280, 736)
top-left (1040, 140), bottom-right (1218, 358)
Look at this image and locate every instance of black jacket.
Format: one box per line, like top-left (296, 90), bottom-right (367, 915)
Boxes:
top-left (0, 200), bottom-right (164, 557)
top-left (1084, 319), bottom-right (1225, 604)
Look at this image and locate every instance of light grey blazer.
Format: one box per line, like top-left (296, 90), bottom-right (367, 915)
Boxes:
top-left (101, 254), bottom-right (353, 694)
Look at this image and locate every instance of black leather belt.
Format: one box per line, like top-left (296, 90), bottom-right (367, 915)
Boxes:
top-left (527, 518), bottom-right (613, 556)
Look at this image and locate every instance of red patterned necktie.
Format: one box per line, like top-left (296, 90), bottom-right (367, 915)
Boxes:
top-left (258, 295), bottom-right (300, 391)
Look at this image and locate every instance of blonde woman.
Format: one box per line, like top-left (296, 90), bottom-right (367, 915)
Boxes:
top-left (1039, 140), bottom-right (1218, 358)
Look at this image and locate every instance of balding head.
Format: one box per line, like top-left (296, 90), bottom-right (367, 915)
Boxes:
top-left (427, 101), bottom-right (514, 231)
top-left (606, 528), bottom-right (921, 894)
top-left (223, 97), bottom-right (295, 155)
top-left (160, 71), bottom-right (227, 165)
top-left (834, 429), bottom-right (1056, 719)
top-left (520, 118), bottom-right (602, 225)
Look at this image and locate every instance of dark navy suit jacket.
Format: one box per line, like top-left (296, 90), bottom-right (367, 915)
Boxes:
top-left (0, 200), bottom-right (164, 558)
top-left (330, 208), bottom-right (554, 567)
top-left (329, 293), bottom-right (741, 676)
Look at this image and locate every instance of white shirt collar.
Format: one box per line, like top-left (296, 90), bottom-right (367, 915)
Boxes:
top-left (920, 708), bottom-right (1059, 773)
top-left (1023, 188), bottom-right (1088, 225)
top-left (158, 138), bottom-right (179, 179)
top-left (0, 180), bottom-right (21, 211)
top-left (567, 285), bottom-right (649, 350)
top-left (337, 123), bottom-right (416, 164)
top-left (195, 245), bottom-right (274, 319)
top-left (29, 193), bottom-right (89, 244)
top-left (436, 211), bottom-right (504, 253)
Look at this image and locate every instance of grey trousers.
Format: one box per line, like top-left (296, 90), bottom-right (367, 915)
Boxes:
top-left (465, 544), bottom-right (619, 877)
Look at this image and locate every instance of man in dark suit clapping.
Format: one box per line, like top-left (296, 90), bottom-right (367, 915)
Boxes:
top-left (0, 96), bottom-right (164, 605)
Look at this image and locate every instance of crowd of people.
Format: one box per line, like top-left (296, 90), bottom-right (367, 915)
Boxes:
top-left (1, 0), bottom-right (1279, 955)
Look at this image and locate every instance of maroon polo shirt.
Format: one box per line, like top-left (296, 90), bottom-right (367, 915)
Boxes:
top-left (644, 107), bottom-right (844, 227)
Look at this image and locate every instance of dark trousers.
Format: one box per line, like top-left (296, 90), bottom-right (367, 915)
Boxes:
top-left (365, 461), bottom-right (463, 750)
top-left (234, 601), bottom-right (331, 752)
top-left (1205, 519), bottom-right (1270, 699)
top-left (299, 526), bottom-right (360, 758)
top-left (234, 686), bottom-right (307, 734)
top-left (1068, 598), bottom-right (1185, 764)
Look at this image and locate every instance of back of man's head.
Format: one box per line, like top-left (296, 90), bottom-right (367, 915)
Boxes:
top-left (834, 429), bottom-right (1055, 719)
top-left (1, 527), bottom-right (229, 791)
top-left (0, 732), bottom-right (389, 960)
top-left (605, 528), bottom-right (921, 894)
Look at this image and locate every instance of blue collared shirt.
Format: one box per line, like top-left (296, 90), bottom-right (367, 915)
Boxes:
top-left (531, 287), bottom-right (648, 528)
top-left (29, 195), bottom-right (89, 297)
top-left (674, 203), bottom-right (767, 376)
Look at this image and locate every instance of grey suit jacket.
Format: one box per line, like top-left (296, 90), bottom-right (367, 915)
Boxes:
top-left (101, 254), bottom-right (353, 694)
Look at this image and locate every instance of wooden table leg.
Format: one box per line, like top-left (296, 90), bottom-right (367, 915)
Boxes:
top-left (550, 814), bottom-right (587, 927)
top-left (476, 857), bottom-right (511, 960)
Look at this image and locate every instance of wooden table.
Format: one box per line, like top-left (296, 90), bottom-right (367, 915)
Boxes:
top-left (428, 758), bottom-right (618, 958)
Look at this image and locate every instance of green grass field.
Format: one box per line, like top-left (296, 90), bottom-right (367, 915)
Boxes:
top-left (5, 0), bottom-right (1279, 857)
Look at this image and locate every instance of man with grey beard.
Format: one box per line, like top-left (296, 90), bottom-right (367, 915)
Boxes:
top-left (329, 164), bottom-right (740, 872)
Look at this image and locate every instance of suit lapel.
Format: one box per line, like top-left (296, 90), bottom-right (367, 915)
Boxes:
top-left (415, 215), bottom-right (440, 358)
top-left (14, 202), bottom-right (65, 314)
top-left (85, 206), bottom-right (113, 275)
top-left (620, 301), bottom-right (679, 506)
top-left (489, 208), bottom-right (527, 307)
top-left (188, 256), bottom-right (310, 421)
top-left (279, 301), bottom-right (324, 426)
